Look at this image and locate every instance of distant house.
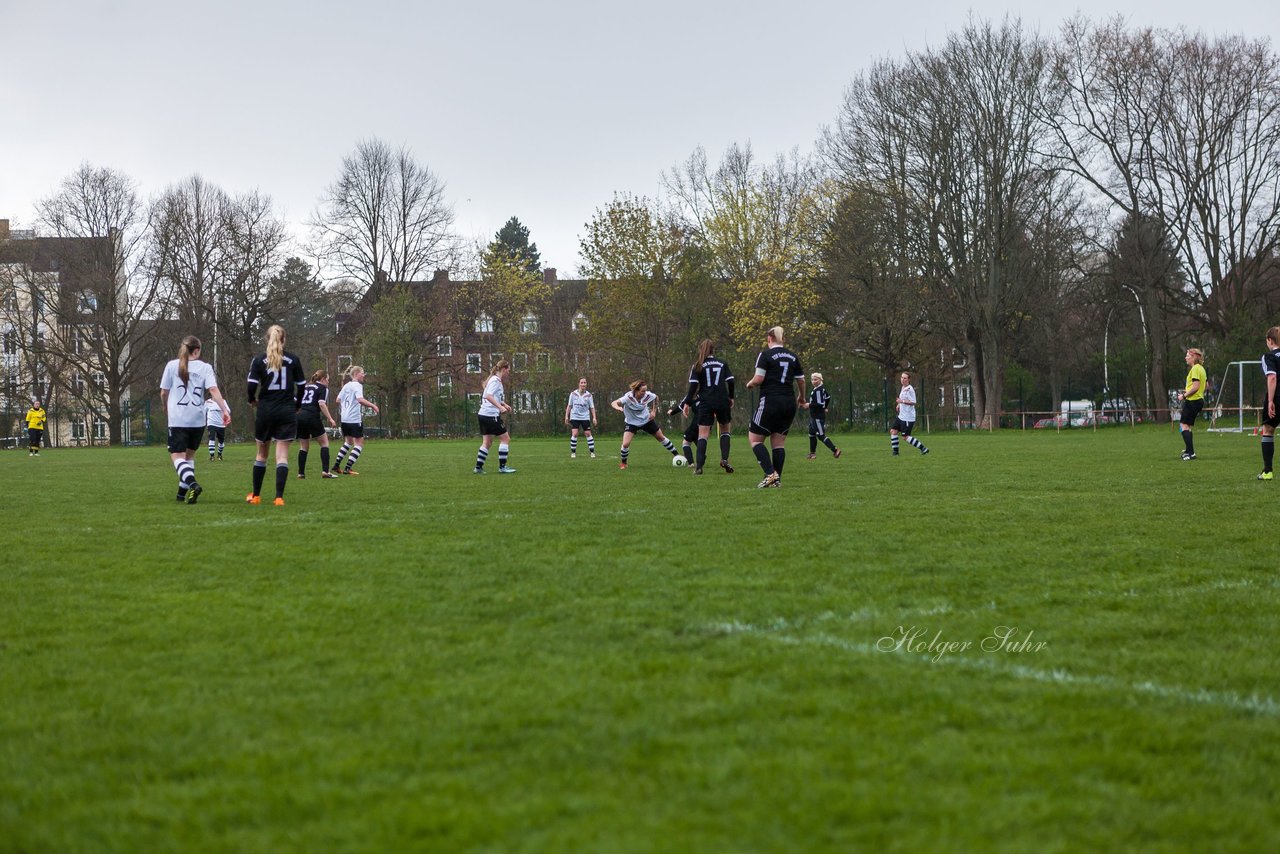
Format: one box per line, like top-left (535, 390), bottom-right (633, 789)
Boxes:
top-left (0, 218), bottom-right (129, 447)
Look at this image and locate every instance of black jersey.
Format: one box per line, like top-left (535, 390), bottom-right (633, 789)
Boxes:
top-left (754, 346), bottom-right (804, 398)
top-left (298, 381), bottom-right (327, 414)
top-left (1264, 349), bottom-right (1280, 400)
top-left (809, 385), bottom-right (831, 418)
top-left (687, 357), bottom-right (735, 407)
top-left (246, 351), bottom-right (306, 408)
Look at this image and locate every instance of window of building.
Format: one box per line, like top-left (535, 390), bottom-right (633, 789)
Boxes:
top-left (93, 371), bottom-right (106, 391)
top-left (466, 353), bottom-right (481, 373)
top-left (410, 394), bottom-right (425, 415)
top-left (537, 352), bottom-right (550, 372)
top-left (521, 314), bottom-right (539, 335)
top-left (490, 353), bottom-right (503, 369)
top-left (408, 354), bottom-right (424, 374)
top-left (2, 291), bottom-right (16, 313)
top-left (436, 336), bottom-right (452, 357)
top-left (572, 311), bottom-right (589, 331)
top-left (78, 291), bottom-right (98, 314)
top-left (954, 383), bottom-right (971, 408)
top-left (2, 328), bottom-right (16, 355)
top-left (72, 372), bottom-right (86, 395)
top-left (475, 313), bottom-right (494, 333)
top-left (338, 354), bottom-right (353, 372)
top-left (438, 372), bottom-right (452, 395)
top-left (71, 419), bottom-right (87, 441)
top-left (513, 353), bottom-right (528, 371)
top-left (93, 418), bottom-right (108, 440)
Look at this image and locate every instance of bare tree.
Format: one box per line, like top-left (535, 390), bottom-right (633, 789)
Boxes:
top-left (312, 138), bottom-right (456, 288)
top-left (30, 164), bottom-right (166, 444)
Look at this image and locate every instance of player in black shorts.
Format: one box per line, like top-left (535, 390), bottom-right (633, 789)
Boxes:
top-left (296, 369), bottom-right (339, 479)
top-left (803, 372), bottom-right (841, 460)
top-left (1258, 327), bottom-right (1280, 480)
top-left (745, 326), bottom-right (806, 488)
top-left (245, 324), bottom-right (306, 505)
top-left (668, 391), bottom-right (699, 467)
top-left (685, 339), bottom-right (736, 474)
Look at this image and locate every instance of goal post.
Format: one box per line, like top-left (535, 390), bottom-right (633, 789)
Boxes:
top-left (1207, 360), bottom-right (1260, 433)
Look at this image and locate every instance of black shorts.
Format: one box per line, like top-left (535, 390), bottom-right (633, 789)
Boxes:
top-left (569, 419), bottom-right (592, 432)
top-left (624, 420), bottom-right (660, 435)
top-left (167, 426), bottom-right (204, 454)
top-left (206, 426), bottom-right (226, 442)
top-left (682, 418), bottom-right (699, 444)
top-left (254, 404), bottom-right (298, 443)
top-left (1180, 399), bottom-right (1204, 427)
top-left (340, 421), bottom-right (364, 439)
top-left (28, 428), bottom-right (43, 447)
top-left (697, 401), bottom-right (732, 427)
top-left (809, 417), bottom-right (827, 437)
top-left (891, 418), bottom-right (915, 436)
top-left (297, 414), bottom-right (326, 440)
top-left (1264, 399), bottom-right (1280, 429)
top-left (479, 414), bottom-right (508, 436)
top-left (750, 396), bottom-right (797, 436)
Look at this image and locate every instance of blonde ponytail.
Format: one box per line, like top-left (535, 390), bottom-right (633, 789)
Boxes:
top-left (266, 324), bottom-right (285, 372)
top-left (177, 335), bottom-right (201, 385)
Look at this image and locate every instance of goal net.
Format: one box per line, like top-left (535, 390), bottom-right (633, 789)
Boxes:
top-left (1207, 360), bottom-right (1262, 432)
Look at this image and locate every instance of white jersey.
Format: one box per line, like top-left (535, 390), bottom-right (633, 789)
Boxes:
top-left (897, 384), bottom-right (917, 422)
top-left (616, 390), bottom-right (657, 426)
top-left (161, 358), bottom-right (219, 429)
top-left (337, 380), bottom-right (365, 423)
top-left (478, 375), bottom-right (505, 417)
top-left (567, 390), bottom-right (594, 420)
top-left (205, 398), bottom-right (229, 428)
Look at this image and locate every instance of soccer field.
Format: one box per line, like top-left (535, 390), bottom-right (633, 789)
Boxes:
top-left (2, 427), bottom-right (1277, 851)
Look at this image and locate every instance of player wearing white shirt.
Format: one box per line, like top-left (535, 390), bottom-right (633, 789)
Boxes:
top-left (159, 335), bottom-right (231, 504)
top-left (331, 366), bottom-right (379, 475)
top-left (891, 371), bottom-right (929, 457)
top-left (205, 397), bottom-right (230, 461)
top-left (475, 360), bottom-right (515, 473)
top-left (611, 379), bottom-right (679, 469)
top-left (563, 377), bottom-right (598, 459)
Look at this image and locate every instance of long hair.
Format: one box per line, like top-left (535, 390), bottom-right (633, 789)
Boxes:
top-left (629, 379), bottom-right (646, 396)
top-left (265, 324), bottom-right (286, 372)
top-left (311, 369), bottom-right (328, 383)
top-left (1267, 327), bottom-right (1280, 346)
top-left (492, 359), bottom-right (511, 375)
top-left (767, 326), bottom-right (785, 345)
top-left (1187, 347), bottom-right (1204, 365)
top-left (692, 339), bottom-right (715, 375)
top-left (177, 335), bottom-right (201, 385)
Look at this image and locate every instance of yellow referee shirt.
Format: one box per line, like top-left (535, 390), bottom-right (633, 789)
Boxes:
top-left (25, 407), bottom-right (47, 430)
top-left (1185, 364), bottom-right (1207, 401)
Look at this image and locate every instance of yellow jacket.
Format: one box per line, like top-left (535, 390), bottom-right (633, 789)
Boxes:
top-left (25, 407), bottom-right (46, 430)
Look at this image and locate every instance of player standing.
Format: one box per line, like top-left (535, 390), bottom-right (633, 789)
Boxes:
top-left (745, 326), bottom-right (805, 488)
top-left (332, 366), bottom-right (379, 475)
top-left (564, 377), bottom-right (597, 458)
top-left (1258, 328), bottom-right (1280, 480)
top-left (159, 335), bottom-right (231, 504)
top-left (205, 396), bottom-right (229, 461)
top-left (245, 324), bottom-right (306, 505)
top-left (296, 369), bottom-right (339, 479)
top-left (686, 339), bottom-right (736, 475)
top-left (612, 380), bottom-right (680, 469)
top-left (803, 372), bottom-right (841, 460)
top-left (1176, 348), bottom-right (1207, 461)
top-left (475, 359), bottom-right (516, 473)
top-left (24, 398), bottom-right (45, 456)
top-left (890, 371), bottom-right (929, 456)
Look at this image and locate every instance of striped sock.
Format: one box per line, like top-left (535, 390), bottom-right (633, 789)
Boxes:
top-left (570, 436), bottom-right (578, 454)
top-left (174, 459), bottom-right (196, 492)
top-left (891, 435), bottom-right (900, 454)
top-left (333, 443), bottom-right (351, 468)
top-left (661, 437), bottom-right (676, 454)
top-left (345, 446), bottom-right (362, 471)
top-left (476, 446), bottom-right (489, 470)
top-left (498, 443), bottom-right (509, 468)
top-left (587, 435), bottom-right (595, 453)
top-left (620, 446), bottom-right (630, 464)
top-left (208, 438), bottom-right (216, 459)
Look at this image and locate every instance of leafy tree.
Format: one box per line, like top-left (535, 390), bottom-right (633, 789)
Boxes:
top-left (490, 217), bottom-right (541, 276)
top-left (452, 241), bottom-right (551, 370)
top-left (356, 284), bottom-right (428, 434)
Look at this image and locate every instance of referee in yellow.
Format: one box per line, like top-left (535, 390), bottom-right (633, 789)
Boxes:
top-left (25, 398), bottom-right (46, 456)
top-left (1177, 348), bottom-right (1207, 461)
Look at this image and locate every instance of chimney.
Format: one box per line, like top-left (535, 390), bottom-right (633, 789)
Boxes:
top-left (432, 269), bottom-right (449, 283)
top-left (0, 219), bottom-right (9, 241)
top-left (543, 267), bottom-right (557, 286)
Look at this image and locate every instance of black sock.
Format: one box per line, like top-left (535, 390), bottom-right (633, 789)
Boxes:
top-left (321, 446), bottom-right (330, 473)
top-left (276, 464), bottom-right (288, 498)
top-left (696, 438), bottom-right (707, 468)
top-left (1183, 430), bottom-right (1194, 455)
top-left (752, 443), bottom-right (774, 475)
top-left (252, 460), bottom-right (266, 496)
top-left (823, 437), bottom-right (838, 452)
top-left (1263, 436), bottom-right (1274, 472)
top-left (684, 443), bottom-right (695, 465)
top-left (720, 432), bottom-right (731, 461)
top-left (772, 447), bottom-right (786, 477)
top-left (810, 435), bottom-right (817, 454)
top-left (298, 449), bottom-right (308, 476)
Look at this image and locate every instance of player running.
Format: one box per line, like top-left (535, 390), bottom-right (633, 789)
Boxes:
top-left (685, 339), bottom-right (736, 475)
top-left (803, 372), bottom-right (841, 460)
top-left (159, 335), bottom-right (231, 504)
top-left (612, 380), bottom-right (680, 469)
top-left (475, 359), bottom-right (516, 474)
top-left (332, 366), bottom-right (379, 475)
top-left (745, 326), bottom-right (806, 488)
top-left (890, 371), bottom-right (929, 457)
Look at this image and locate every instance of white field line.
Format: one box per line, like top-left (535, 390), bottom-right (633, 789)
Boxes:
top-left (709, 620), bottom-right (1279, 718)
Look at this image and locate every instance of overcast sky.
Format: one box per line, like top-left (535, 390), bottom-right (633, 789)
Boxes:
top-left (2, 0), bottom-right (1276, 277)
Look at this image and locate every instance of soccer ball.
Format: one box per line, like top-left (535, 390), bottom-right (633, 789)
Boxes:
top-left (672, 455), bottom-right (688, 467)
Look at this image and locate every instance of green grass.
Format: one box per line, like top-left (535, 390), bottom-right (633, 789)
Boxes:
top-left (2, 425), bottom-right (1278, 852)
